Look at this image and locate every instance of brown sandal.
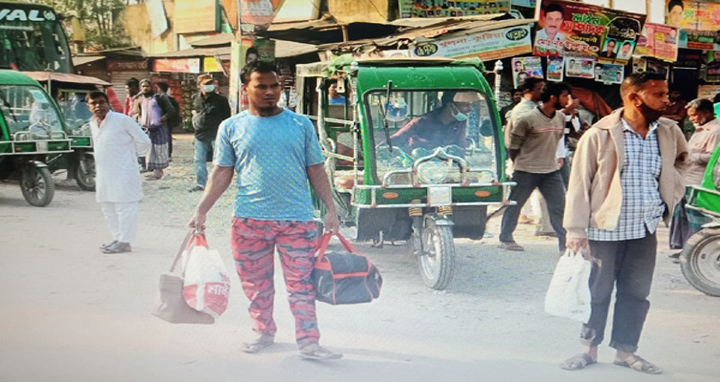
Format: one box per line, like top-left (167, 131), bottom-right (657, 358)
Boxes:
top-left (613, 354), bottom-right (663, 374)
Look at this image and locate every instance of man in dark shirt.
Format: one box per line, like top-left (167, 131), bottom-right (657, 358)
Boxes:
top-left (499, 88), bottom-right (523, 128)
top-left (390, 91), bottom-right (477, 152)
top-left (189, 74), bottom-right (231, 192)
top-left (662, 87), bottom-right (688, 135)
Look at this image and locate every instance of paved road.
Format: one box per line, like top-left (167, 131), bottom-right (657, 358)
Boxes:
top-left (1, 136), bottom-right (718, 382)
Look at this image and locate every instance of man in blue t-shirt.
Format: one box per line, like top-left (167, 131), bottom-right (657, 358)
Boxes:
top-left (189, 61), bottom-right (341, 360)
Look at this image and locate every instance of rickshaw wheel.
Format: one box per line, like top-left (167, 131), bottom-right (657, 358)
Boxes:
top-left (681, 228), bottom-right (720, 297)
top-left (418, 219), bottom-right (456, 290)
top-left (20, 166), bottom-right (54, 207)
top-left (74, 155), bottom-right (96, 191)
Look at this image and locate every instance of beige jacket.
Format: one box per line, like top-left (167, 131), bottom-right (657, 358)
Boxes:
top-left (564, 109), bottom-right (689, 239)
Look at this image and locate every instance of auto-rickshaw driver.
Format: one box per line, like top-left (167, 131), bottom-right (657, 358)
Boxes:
top-left (389, 91), bottom-right (479, 152)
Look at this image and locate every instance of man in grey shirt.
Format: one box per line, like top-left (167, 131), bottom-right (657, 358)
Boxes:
top-left (499, 81), bottom-right (571, 252)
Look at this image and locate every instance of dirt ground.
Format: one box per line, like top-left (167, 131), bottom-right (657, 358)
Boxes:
top-left (1, 135), bottom-right (718, 382)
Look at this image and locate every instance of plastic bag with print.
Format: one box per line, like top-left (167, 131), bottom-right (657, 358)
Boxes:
top-left (182, 235), bottom-right (231, 318)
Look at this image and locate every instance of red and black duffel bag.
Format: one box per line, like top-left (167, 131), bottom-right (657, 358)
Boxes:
top-left (312, 232), bottom-right (382, 305)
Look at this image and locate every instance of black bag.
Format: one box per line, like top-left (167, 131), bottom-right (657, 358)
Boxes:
top-left (312, 233), bottom-right (382, 305)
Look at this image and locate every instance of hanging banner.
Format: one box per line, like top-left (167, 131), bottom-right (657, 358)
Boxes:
top-left (666, 0), bottom-right (720, 51)
top-left (698, 85), bottom-right (720, 100)
top-left (565, 57), bottom-right (595, 79)
top-left (511, 56), bottom-right (543, 88)
top-left (534, 1), bottom-right (646, 65)
top-left (634, 23), bottom-right (679, 63)
top-left (704, 51), bottom-right (720, 83)
top-left (399, 0), bottom-right (511, 19)
top-left (152, 58), bottom-right (200, 73)
top-left (593, 63), bottom-right (624, 84)
top-left (411, 24), bottom-right (532, 61)
top-left (239, 0), bottom-right (286, 34)
top-left (547, 56), bottom-right (565, 82)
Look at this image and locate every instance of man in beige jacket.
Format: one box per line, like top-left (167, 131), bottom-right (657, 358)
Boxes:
top-left (560, 73), bottom-right (688, 375)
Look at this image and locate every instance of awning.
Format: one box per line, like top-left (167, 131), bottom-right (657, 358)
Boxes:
top-left (261, 15), bottom-right (399, 45)
top-left (72, 55), bottom-right (106, 66)
top-left (275, 40), bottom-right (319, 58)
top-left (149, 47), bottom-right (232, 60)
top-left (22, 71), bottom-right (111, 86)
top-left (190, 33), bottom-right (235, 48)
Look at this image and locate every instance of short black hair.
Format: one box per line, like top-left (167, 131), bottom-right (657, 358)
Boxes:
top-left (241, 60), bottom-right (277, 85)
top-left (157, 81), bottom-right (169, 93)
top-left (86, 91), bottom-right (109, 103)
top-left (623, 42), bottom-right (632, 47)
top-left (126, 78), bottom-right (139, 88)
top-left (687, 98), bottom-right (714, 114)
top-left (620, 72), bottom-right (667, 98)
top-left (540, 81), bottom-right (571, 103)
top-left (520, 77), bottom-right (545, 93)
top-left (668, 0), bottom-right (684, 12)
top-left (714, 92), bottom-right (720, 103)
top-left (545, 3), bottom-right (564, 17)
top-left (512, 88), bottom-right (522, 94)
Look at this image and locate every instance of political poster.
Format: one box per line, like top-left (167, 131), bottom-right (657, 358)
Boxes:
top-left (511, 56), bottom-right (544, 88)
top-left (534, 0), bottom-right (646, 65)
top-left (666, 0), bottom-right (720, 51)
top-left (547, 56), bottom-right (564, 82)
top-left (564, 57), bottom-right (595, 79)
top-left (634, 23), bottom-right (679, 62)
top-left (593, 63), bottom-right (624, 84)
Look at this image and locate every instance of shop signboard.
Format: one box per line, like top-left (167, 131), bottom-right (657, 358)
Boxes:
top-left (635, 23), bottom-right (679, 63)
top-left (107, 60), bottom-right (148, 72)
top-left (399, 0), bottom-right (511, 19)
top-left (533, 0), bottom-right (646, 65)
top-left (698, 85), bottom-right (720, 100)
top-left (411, 24), bottom-right (532, 61)
top-left (511, 56), bottom-right (543, 87)
top-left (666, 0), bottom-right (720, 51)
top-left (152, 58), bottom-right (201, 74)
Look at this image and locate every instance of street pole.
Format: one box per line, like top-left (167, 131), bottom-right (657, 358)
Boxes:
top-left (493, 61), bottom-right (503, 104)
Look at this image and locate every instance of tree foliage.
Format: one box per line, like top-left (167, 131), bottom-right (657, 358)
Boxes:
top-left (29, 0), bottom-right (132, 50)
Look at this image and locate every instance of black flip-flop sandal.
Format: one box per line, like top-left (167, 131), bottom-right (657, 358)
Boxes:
top-left (560, 353), bottom-right (597, 371)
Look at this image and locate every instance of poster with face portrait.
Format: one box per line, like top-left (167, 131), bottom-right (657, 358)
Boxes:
top-left (534, 0), bottom-right (646, 65)
top-left (666, 0), bottom-right (720, 50)
top-left (565, 57), bottom-right (595, 79)
top-left (547, 56), bottom-right (565, 82)
top-left (593, 63), bottom-right (624, 84)
top-left (634, 23), bottom-right (679, 62)
top-left (511, 57), bottom-right (544, 88)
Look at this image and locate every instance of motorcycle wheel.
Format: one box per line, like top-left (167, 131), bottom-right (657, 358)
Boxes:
top-left (418, 219), bottom-right (456, 290)
top-left (681, 228), bottom-right (720, 297)
top-left (21, 166), bottom-right (54, 207)
top-left (74, 155), bottom-right (96, 191)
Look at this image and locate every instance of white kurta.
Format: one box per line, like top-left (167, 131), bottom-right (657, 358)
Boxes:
top-left (90, 111), bottom-right (151, 203)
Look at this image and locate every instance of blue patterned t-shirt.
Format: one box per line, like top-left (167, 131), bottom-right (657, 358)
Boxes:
top-left (214, 109), bottom-right (324, 221)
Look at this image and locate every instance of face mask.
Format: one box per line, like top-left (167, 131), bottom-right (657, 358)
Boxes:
top-left (450, 103), bottom-right (469, 122)
top-left (636, 101), bottom-right (664, 123)
top-left (202, 84), bottom-right (215, 93)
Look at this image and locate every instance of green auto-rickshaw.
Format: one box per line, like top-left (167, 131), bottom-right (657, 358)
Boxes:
top-left (296, 57), bottom-right (516, 290)
top-left (0, 70), bottom-right (73, 206)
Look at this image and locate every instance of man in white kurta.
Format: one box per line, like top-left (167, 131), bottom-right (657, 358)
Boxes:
top-left (87, 92), bottom-right (151, 254)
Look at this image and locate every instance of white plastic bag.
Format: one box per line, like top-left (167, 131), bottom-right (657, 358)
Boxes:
top-left (182, 234), bottom-right (231, 318)
top-left (545, 248), bottom-right (592, 322)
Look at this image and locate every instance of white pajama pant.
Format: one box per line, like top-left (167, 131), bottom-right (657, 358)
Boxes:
top-left (100, 202), bottom-right (139, 243)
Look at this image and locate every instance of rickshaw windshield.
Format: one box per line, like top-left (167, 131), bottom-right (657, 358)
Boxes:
top-left (0, 84), bottom-right (63, 138)
top-left (365, 89), bottom-right (498, 185)
top-left (56, 91), bottom-right (93, 135)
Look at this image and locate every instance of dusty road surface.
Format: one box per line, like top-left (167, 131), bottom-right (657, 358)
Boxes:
top-left (1, 136), bottom-right (718, 382)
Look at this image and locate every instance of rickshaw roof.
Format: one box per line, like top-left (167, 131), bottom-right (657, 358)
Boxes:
top-left (22, 71), bottom-right (111, 87)
top-left (0, 70), bottom-right (43, 87)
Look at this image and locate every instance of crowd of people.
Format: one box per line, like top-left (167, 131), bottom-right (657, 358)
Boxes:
top-left (84, 60), bottom-right (720, 369)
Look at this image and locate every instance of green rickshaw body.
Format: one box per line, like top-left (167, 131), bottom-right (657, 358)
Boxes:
top-left (0, 70), bottom-right (72, 157)
top-left (352, 60), bottom-right (509, 209)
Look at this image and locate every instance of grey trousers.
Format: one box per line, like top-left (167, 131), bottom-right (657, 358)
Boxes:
top-left (581, 232), bottom-right (657, 353)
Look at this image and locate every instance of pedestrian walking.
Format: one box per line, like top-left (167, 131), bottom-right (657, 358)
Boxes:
top-left (668, 98), bottom-right (720, 261)
top-left (123, 78), bottom-right (139, 116)
top-left (560, 72), bottom-right (688, 374)
top-left (134, 79), bottom-right (176, 180)
top-left (189, 74), bottom-right (231, 192)
top-left (499, 81), bottom-right (570, 252)
top-left (188, 61), bottom-right (342, 360)
top-left (156, 81), bottom-right (180, 161)
top-left (87, 91), bottom-right (151, 254)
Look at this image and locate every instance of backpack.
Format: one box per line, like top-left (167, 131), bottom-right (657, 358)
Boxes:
top-left (165, 95), bottom-right (182, 128)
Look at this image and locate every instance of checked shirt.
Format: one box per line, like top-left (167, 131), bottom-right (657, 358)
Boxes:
top-left (587, 120), bottom-right (665, 241)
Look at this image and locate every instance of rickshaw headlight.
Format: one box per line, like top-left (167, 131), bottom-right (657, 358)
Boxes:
top-left (417, 160), bottom-right (449, 184)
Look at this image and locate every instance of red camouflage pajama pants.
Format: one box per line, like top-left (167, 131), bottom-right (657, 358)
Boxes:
top-left (231, 217), bottom-right (320, 348)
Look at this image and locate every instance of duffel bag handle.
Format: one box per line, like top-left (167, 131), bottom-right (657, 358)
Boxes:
top-left (316, 232), bottom-right (360, 263)
top-left (169, 230), bottom-right (195, 273)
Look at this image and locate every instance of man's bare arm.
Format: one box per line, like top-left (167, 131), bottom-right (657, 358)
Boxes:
top-left (306, 164), bottom-right (339, 233)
